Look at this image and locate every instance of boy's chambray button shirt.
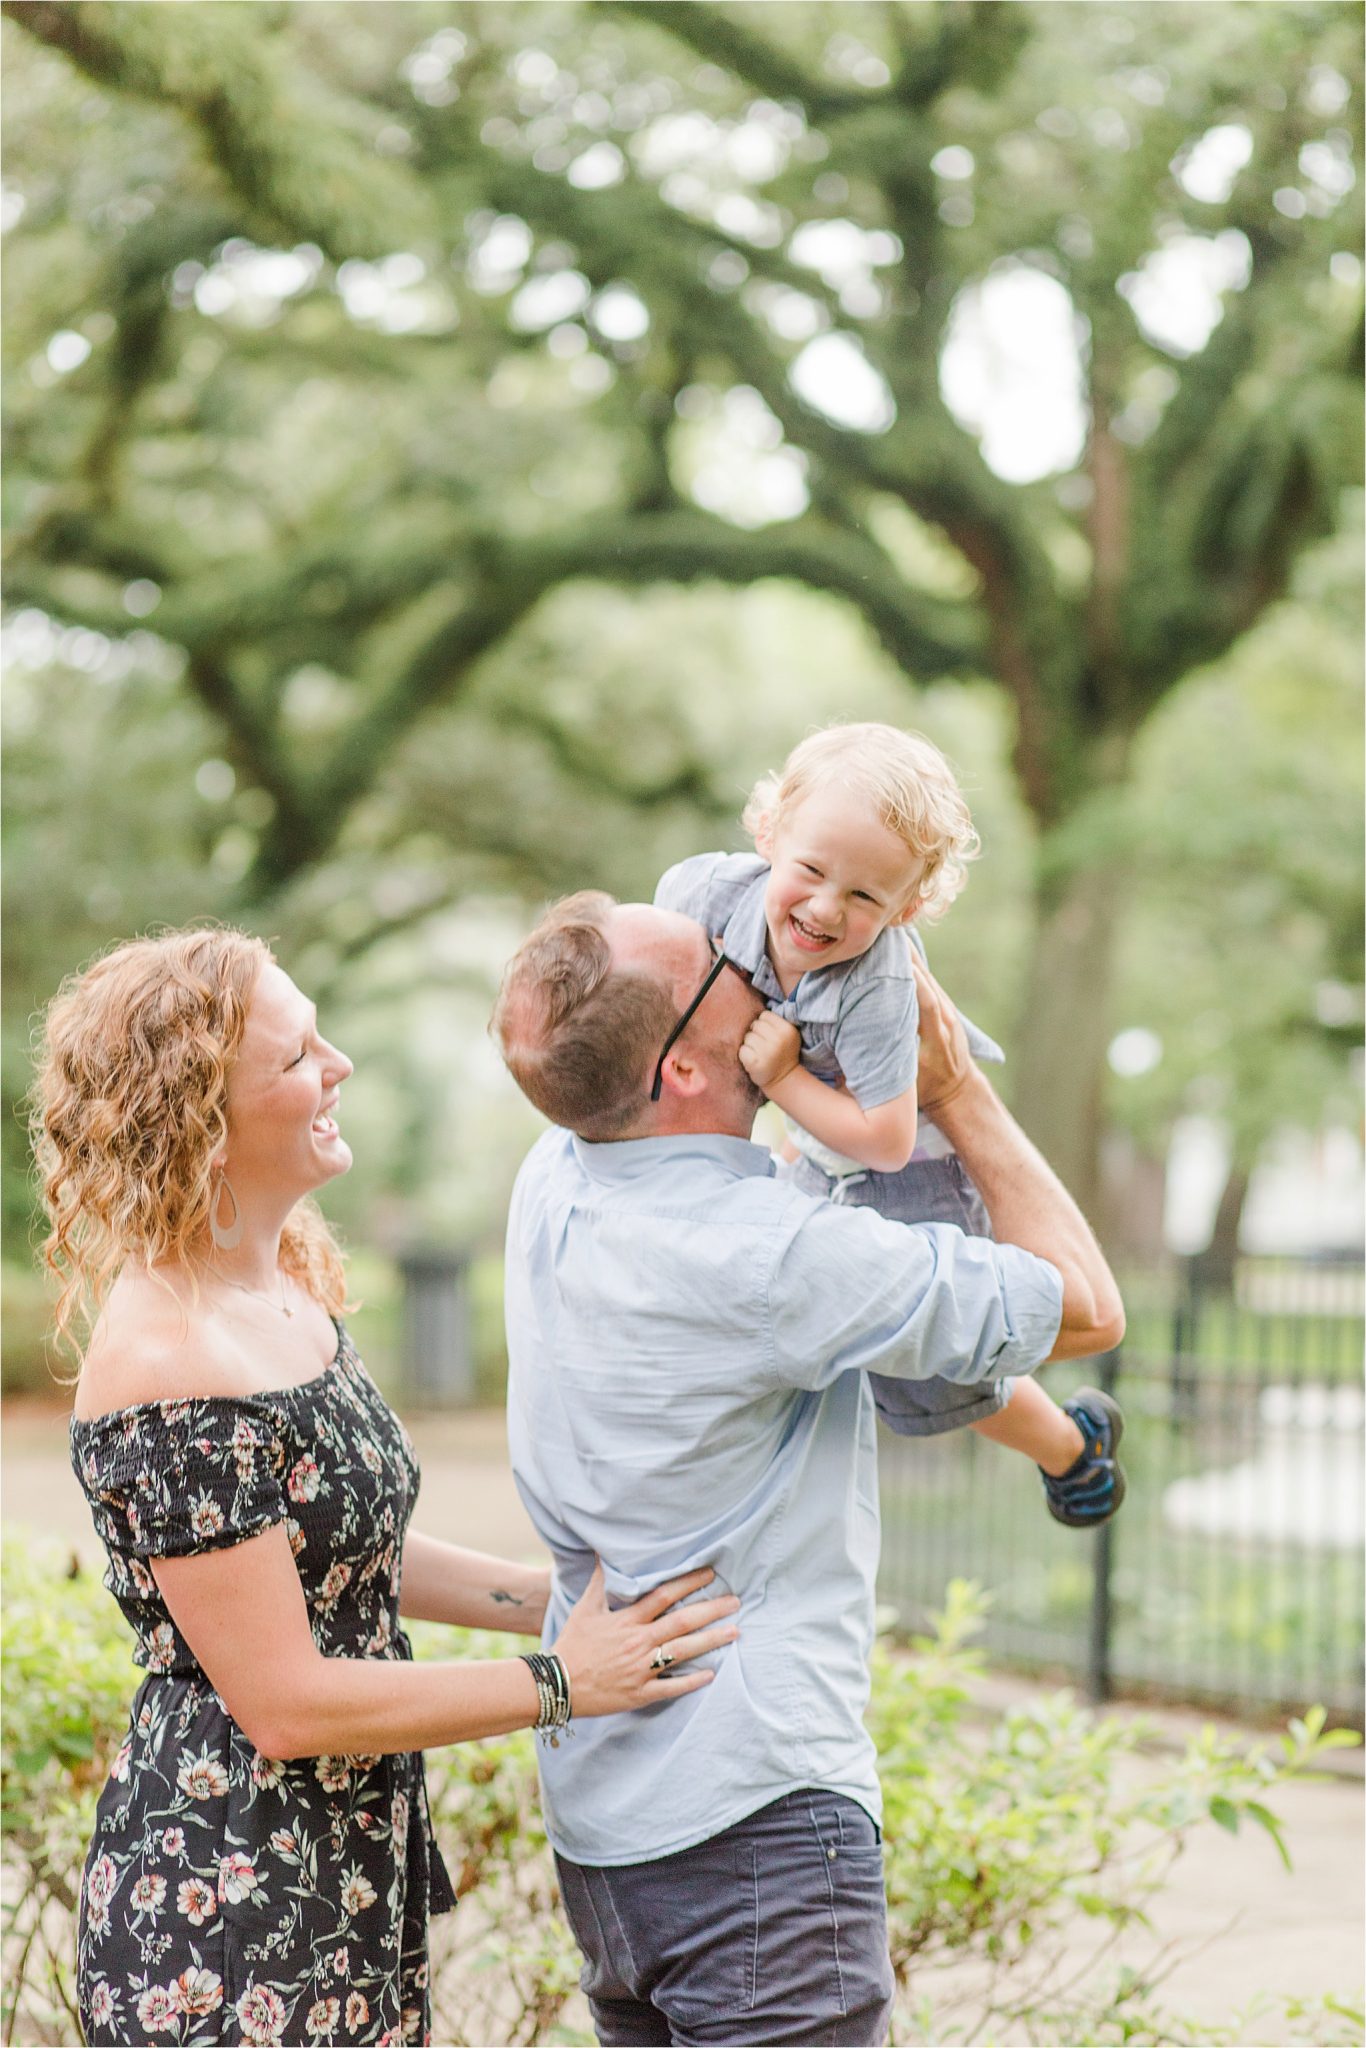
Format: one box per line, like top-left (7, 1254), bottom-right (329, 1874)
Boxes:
top-left (656, 852), bottom-right (1003, 1168)
top-left (505, 1124), bottom-right (1063, 1867)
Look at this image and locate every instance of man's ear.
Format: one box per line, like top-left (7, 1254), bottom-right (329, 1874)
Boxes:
top-left (658, 1050), bottom-right (708, 1100)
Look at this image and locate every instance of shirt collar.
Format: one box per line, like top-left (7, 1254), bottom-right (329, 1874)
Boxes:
top-left (571, 1131), bottom-right (777, 1184)
top-left (714, 868), bottom-right (772, 979)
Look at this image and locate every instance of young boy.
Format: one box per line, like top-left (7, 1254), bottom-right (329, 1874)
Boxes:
top-left (654, 722), bottom-right (1124, 1526)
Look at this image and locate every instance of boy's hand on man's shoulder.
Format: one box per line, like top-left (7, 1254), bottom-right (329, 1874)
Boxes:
top-left (739, 1013), bottom-right (802, 1093)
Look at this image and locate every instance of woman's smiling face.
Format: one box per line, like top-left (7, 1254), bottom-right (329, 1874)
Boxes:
top-left (762, 788), bottom-right (924, 989)
top-left (223, 963), bottom-right (354, 1199)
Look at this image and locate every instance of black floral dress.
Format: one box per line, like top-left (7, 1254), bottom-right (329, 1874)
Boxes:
top-left (69, 1322), bottom-right (455, 2048)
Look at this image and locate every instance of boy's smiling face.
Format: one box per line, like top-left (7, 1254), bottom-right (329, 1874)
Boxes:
top-left (760, 787), bottom-right (925, 989)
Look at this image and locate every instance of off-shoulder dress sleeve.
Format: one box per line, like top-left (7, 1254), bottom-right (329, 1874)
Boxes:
top-left (74, 1396), bottom-right (289, 1560)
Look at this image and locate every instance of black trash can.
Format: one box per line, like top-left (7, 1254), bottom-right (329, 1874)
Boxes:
top-left (397, 1246), bottom-right (474, 1408)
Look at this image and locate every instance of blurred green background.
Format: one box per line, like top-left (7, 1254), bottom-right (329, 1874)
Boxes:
top-left (3, 0), bottom-right (1362, 1393)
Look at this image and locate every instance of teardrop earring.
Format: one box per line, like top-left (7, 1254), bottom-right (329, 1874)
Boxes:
top-left (209, 1173), bottom-right (243, 1252)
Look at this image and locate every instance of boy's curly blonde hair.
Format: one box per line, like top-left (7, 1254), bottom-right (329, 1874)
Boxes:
top-left (30, 927), bottom-right (347, 1368)
top-left (742, 722), bottom-right (979, 921)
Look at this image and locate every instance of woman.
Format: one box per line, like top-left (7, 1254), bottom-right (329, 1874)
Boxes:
top-left (33, 928), bottom-right (739, 2047)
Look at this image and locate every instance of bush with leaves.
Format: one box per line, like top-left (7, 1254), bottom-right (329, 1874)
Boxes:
top-left (868, 1581), bottom-right (1362, 2044)
top-left (2, 1535), bottom-right (1359, 2047)
top-left (1, 1537), bottom-right (137, 2044)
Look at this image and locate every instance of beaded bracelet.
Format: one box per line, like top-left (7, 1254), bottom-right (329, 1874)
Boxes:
top-left (520, 1651), bottom-right (573, 1746)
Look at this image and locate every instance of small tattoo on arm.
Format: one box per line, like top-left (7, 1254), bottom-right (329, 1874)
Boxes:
top-left (490, 1589), bottom-right (526, 1607)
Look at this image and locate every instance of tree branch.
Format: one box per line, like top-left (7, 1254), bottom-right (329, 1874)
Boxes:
top-left (183, 653), bottom-right (315, 854)
top-left (493, 699), bottom-right (734, 817)
top-left (247, 503), bottom-right (984, 893)
top-left (2, 0), bottom-right (435, 261)
top-left (528, 507), bottom-right (985, 675)
top-left (603, 0), bottom-right (1026, 124)
top-left (888, 2), bottom-right (1031, 110)
top-left (600, 0), bottom-right (866, 121)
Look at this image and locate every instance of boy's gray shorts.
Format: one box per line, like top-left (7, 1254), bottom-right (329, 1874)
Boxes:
top-left (786, 1153), bottom-right (1015, 1438)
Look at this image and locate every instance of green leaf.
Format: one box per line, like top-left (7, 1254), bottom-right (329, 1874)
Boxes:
top-left (1244, 1801), bottom-right (1293, 1872)
top-left (1209, 1796), bottom-right (1241, 1834)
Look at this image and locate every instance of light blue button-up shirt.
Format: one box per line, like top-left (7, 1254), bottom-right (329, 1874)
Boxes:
top-left (505, 1125), bottom-right (1063, 1867)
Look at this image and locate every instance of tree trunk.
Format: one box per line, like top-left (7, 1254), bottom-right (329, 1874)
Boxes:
top-left (1010, 856), bottom-right (1124, 1222)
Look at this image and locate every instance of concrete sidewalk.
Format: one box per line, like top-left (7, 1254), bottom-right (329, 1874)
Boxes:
top-left (6, 1395), bottom-right (1362, 2036)
top-left (2, 1397), bottom-right (544, 1564)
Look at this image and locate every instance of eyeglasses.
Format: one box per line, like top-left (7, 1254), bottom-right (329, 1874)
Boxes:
top-left (650, 937), bottom-right (741, 1103)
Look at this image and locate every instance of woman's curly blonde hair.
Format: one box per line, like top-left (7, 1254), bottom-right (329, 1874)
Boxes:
top-left (742, 722), bottom-right (980, 922)
top-left (30, 927), bottom-right (347, 1367)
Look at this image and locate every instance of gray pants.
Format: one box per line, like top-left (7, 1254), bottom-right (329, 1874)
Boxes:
top-left (555, 1790), bottom-right (896, 2045)
top-left (787, 1154), bottom-right (1014, 1438)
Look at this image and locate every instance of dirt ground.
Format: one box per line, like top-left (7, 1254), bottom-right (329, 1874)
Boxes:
top-left (5, 1395), bottom-right (1362, 2039)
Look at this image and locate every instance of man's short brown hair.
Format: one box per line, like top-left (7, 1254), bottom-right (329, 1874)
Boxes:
top-left (490, 891), bottom-right (677, 1139)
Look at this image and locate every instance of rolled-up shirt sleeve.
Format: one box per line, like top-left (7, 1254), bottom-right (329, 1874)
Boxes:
top-left (764, 1200), bottom-right (1063, 1393)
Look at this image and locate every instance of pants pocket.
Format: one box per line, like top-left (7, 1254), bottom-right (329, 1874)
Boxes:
top-left (808, 1798), bottom-right (893, 2023)
top-left (644, 1838), bottom-right (761, 2026)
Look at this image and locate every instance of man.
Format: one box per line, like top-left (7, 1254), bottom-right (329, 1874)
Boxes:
top-left (492, 890), bottom-right (1123, 2047)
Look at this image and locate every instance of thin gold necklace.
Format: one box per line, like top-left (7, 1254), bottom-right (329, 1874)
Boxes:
top-left (216, 1270), bottom-right (294, 1319)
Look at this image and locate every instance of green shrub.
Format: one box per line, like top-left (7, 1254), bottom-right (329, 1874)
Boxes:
top-left (868, 1581), bottom-right (1363, 2043)
top-left (1, 1260), bottom-right (63, 1396)
top-left (1, 1536), bottom-right (137, 2042)
top-left (2, 1536), bottom-right (1359, 2047)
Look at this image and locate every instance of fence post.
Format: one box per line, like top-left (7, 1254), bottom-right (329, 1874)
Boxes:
top-left (1170, 1255), bottom-right (1202, 1424)
top-left (397, 1245), bottom-right (474, 1408)
top-left (1086, 1345), bottom-right (1121, 1705)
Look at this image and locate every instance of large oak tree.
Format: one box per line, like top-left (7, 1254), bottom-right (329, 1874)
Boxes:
top-left (4, 0), bottom-right (1360, 1203)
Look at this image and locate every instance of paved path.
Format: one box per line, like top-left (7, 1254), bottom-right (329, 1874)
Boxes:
top-left (2, 1397), bottom-right (545, 1564)
top-left (6, 1397), bottom-right (1361, 2037)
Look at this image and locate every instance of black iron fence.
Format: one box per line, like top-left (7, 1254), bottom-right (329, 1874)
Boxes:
top-left (877, 1255), bottom-right (1365, 1725)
